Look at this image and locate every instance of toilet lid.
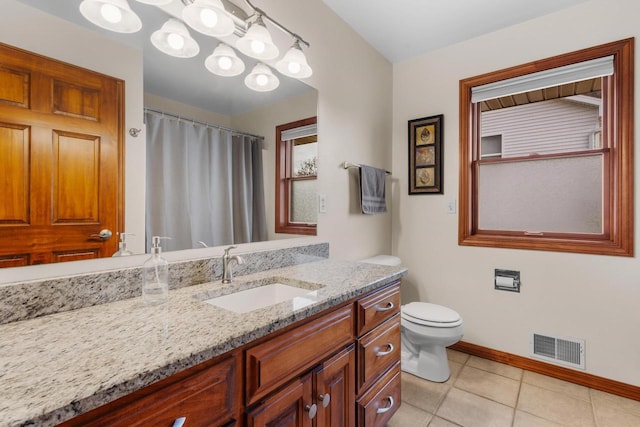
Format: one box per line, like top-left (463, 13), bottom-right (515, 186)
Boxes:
top-left (402, 302), bottom-right (462, 326)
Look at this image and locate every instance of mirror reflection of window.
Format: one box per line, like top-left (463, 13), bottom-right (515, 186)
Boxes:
top-left (276, 117), bottom-right (318, 235)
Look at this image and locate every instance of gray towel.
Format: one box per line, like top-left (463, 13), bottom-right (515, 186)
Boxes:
top-left (359, 165), bottom-right (387, 214)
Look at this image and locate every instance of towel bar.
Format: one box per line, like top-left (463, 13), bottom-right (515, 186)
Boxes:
top-left (342, 161), bottom-right (391, 175)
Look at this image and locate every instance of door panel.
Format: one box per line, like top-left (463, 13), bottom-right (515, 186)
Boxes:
top-left (0, 123), bottom-right (29, 224)
top-left (0, 43), bottom-right (123, 265)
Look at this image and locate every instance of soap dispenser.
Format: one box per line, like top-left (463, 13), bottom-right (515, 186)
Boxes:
top-left (142, 236), bottom-right (170, 306)
top-left (112, 233), bottom-right (135, 257)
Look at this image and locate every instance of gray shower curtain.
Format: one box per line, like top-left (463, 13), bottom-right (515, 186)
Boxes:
top-left (145, 111), bottom-right (267, 251)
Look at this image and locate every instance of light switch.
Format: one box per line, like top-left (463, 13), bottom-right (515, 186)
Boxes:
top-left (318, 194), bottom-right (327, 213)
top-left (446, 199), bottom-right (457, 214)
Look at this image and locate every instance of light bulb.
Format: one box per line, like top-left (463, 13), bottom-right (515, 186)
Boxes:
top-left (251, 40), bottom-right (266, 55)
top-left (167, 33), bottom-right (185, 50)
top-left (256, 74), bottom-right (269, 87)
top-left (101, 3), bottom-right (122, 23)
top-left (200, 8), bottom-right (218, 28)
top-left (287, 62), bottom-right (301, 75)
top-left (217, 56), bottom-right (232, 70)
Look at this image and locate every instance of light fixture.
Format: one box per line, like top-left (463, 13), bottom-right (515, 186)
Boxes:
top-left (151, 19), bottom-right (200, 58)
top-left (275, 39), bottom-right (312, 79)
top-left (244, 63), bottom-right (279, 92)
top-left (205, 43), bottom-right (245, 77)
top-left (182, 0), bottom-right (235, 37)
top-left (236, 15), bottom-right (279, 60)
top-left (79, 0), bottom-right (142, 33)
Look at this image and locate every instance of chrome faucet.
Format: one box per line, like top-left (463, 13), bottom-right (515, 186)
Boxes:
top-left (222, 246), bottom-right (244, 284)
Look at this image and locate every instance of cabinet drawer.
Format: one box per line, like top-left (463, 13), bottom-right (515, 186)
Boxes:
top-left (356, 283), bottom-right (400, 336)
top-left (64, 354), bottom-right (239, 427)
top-left (357, 315), bottom-right (400, 392)
top-left (357, 362), bottom-right (401, 427)
top-left (246, 305), bottom-right (354, 404)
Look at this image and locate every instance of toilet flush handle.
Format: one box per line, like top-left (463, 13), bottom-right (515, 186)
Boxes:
top-left (375, 343), bottom-right (394, 357)
top-left (375, 301), bottom-right (394, 312)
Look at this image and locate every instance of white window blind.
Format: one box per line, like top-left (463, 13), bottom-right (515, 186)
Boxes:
top-left (471, 55), bottom-right (614, 103)
top-left (281, 124), bottom-right (317, 141)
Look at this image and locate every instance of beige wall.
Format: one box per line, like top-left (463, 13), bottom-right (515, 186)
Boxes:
top-left (392, 0), bottom-right (640, 386)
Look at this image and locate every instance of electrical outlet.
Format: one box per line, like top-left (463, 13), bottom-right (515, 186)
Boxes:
top-left (318, 194), bottom-right (327, 213)
top-left (446, 199), bottom-right (457, 214)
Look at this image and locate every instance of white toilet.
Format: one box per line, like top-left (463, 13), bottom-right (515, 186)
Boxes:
top-left (360, 255), bottom-right (464, 383)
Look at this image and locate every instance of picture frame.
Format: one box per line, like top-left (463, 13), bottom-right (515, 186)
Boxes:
top-left (408, 114), bottom-right (443, 194)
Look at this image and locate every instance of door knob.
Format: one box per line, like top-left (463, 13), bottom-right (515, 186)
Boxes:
top-left (90, 229), bottom-right (113, 241)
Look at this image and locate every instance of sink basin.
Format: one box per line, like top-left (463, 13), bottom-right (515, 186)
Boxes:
top-left (202, 283), bottom-right (321, 313)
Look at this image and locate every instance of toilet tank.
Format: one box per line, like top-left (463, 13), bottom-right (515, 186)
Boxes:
top-left (360, 255), bottom-right (402, 266)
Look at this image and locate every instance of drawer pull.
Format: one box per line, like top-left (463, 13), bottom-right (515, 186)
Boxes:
top-left (172, 417), bottom-right (186, 427)
top-left (305, 403), bottom-right (318, 419)
top-left (376, 396), bottom-right (395, 414)
top-left (375, 343), bottom-right (395, 357)
top-left (375, 301), bottom-right (395, 312)
top-left (318, 393), bottom-right (331, 408)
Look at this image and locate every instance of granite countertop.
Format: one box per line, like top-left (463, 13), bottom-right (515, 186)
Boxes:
top-left (0, 259), bottom-right (406, 427)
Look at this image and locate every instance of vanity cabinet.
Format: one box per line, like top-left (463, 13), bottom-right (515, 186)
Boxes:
top-left (58, 281), bottom-right (401, 427)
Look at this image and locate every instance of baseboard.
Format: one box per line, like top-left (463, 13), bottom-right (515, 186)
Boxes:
top-left (449, 341), bottom-right (640, 402)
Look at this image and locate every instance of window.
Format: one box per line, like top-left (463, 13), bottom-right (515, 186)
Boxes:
top-left (459, 38), bottom-right (634, 256)
top-left (276, 117), bottom-right (318, 235)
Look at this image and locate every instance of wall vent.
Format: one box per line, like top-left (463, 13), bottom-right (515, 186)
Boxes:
top-left (530, 333), bottom-right (585, 369)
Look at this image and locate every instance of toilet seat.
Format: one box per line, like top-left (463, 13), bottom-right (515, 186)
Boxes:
top-left (402, 302), bottom-right (462, 328)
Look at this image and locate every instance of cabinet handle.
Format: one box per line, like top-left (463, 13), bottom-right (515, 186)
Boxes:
top-left (318, 393), bottom-right (331, 408)
top-left (376, 396), bottom-right (395, 414)
top-left (305, 403), bottom-right (318, 419)
top-left (375, 343), bottom-right (394, 357)
top-left (172, 417), bottom-right (186, 427)
top-left (375, 301), bottom-right (394, 312)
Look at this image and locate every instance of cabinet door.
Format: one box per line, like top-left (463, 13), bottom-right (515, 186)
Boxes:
top-left (247, 373), bottom-right (314, 427)
top-left (316, 345), bottom-right (356, 427)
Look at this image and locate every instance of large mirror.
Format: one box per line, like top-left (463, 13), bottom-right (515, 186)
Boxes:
top-left (1, 0), bottom-right (318, 275)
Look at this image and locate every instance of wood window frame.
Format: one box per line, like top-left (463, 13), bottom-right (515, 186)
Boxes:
top-left (458, 38), bottom-right (634, 256)
top-left (275, 116), bottom-right (317, 235)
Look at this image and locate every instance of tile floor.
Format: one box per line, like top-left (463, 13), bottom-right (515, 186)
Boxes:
top-left (387, 349), bottom-right (640, 427)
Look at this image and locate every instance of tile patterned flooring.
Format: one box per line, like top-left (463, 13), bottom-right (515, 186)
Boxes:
top-left (387, 350), bottom-right (640, 427)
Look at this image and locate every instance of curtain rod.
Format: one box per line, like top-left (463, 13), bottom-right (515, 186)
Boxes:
top-left (144, 108), bottom-right (265, 140)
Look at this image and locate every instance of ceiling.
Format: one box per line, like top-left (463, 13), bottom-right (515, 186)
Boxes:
top-left (322, 0), bottom-right (589, 63)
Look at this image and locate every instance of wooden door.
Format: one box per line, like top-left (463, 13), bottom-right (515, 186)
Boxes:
top-left (316, 345), bottom-right (356, 427)
top-left (247, 373), bottom-right (314, 427)
top-left (0, 43), bottom-right (123, 267)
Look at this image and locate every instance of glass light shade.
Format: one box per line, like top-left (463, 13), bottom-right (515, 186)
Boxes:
top-left (275, 41), bottom-right (312, 79)
top-left (151, 19), bottom-right (200, 58)
top-left (135, 0), bottom-right (172, 4)
top-left (236, 17), bottom-right (279, 60)
top-left (79, 0), bottom-right (142, 33)
top-left (245, 63), bottom-right (279, 92)
top-left (205, 43), bottom-right (245, 77)
top-left (182, 0), bottom-right (234, 37)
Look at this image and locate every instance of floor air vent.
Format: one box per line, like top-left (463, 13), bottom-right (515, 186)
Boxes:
top-left (530, 333), bottom-right (585, 369)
